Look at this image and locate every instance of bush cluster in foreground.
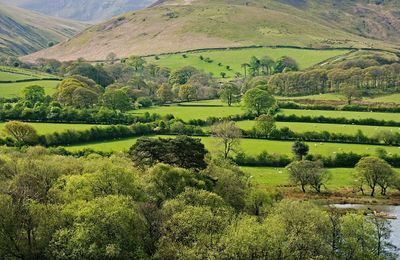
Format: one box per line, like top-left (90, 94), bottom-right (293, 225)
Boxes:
top-left (0, 146), bottom-right (396, 259)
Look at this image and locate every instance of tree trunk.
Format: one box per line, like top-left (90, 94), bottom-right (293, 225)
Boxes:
top-left (370, 186), bottom-right (375, 197)
top-left (301, 184), bottom-right (306, 193)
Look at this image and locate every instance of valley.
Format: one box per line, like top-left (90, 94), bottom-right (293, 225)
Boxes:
top-left (0, 0), bottom-right (400, 258)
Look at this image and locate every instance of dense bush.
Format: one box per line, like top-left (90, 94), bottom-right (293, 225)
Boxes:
top-left (43, 123), bottom-right (158, 146)
top-left (0, 148), bottom-right (394, 259)
top-left (235, 151), bottom-right (291, 167)
top-left (0, 103), bottom-right (161, 125)
top-left (235, 150), bottom-right (400, 168)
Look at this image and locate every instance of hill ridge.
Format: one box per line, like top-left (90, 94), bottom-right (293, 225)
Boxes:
top-left (0, 4), bottom-right (87, 56)
top-left (24, 0), bottom-right (400, 61)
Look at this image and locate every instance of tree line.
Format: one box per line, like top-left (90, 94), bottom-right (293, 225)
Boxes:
top-left (268, 63), bottom-right (400, 96)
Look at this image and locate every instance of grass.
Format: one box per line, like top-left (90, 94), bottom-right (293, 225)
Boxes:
top-left (280, 109), bottom-right (400, 122)
top-left (277, 93), bottom-right (343, 101)
top-left (0, 123), bottom-right (101, 135)
top-left (242, 167), bottom-right (400, 190)
top-left (66, 135), bottom-right (400, 156)
top-left (132, 100), bottom-right (400, 123)
top-left (236, 121), bottom-right (400, 137)
top-left (367, 94), bottom-right (400, 103)
top-left (132, 102), bottom-right (244, 121)
top-left (0, 71), bottom-right (35, 81)
top-left (0, 80), bottom-right (60, 98)
top-left (147, 48), bottom-right (348, 78)
top-left (0, 66), bottom-right (59, 81)
top-left (277, 93), bottom-right (400, 103)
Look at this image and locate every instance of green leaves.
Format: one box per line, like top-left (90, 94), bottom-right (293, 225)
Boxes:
top-left (243, 87), bottom-right (275, 116)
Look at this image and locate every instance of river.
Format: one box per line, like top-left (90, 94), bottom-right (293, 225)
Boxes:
top-left (332, 204), bottom-right (400, 253)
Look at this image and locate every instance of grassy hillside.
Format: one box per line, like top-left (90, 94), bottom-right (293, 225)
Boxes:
top-left (25, 0), bottom-right (400, 61)
top-left (147, 47), bottom-right (349, 78)
top-left (0, 66), bottom-right (58, 80)
top-left (0, 66), bottom-right (60, 97)
top-left (0, 81), bottom-right (59, 98)
top-left (0, 4), bottom-right (87, 56)
top-left (1, 0), bottom-right (155, 22)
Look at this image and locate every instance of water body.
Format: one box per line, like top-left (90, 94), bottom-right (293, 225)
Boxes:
top-left (332, 204), bottom-right (400, 251)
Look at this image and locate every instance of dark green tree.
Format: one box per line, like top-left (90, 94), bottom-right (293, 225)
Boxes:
top-left (102, 89), bottom-right (132, 111)
top-left (23, 85), bottom-right (45, 104)
top-left (292, 141), bottom-right (309, 160)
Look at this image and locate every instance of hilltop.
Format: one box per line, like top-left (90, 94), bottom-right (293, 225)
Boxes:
top-left (25, 0), bottom-right (400, 61)
top-left (0, 0), bottom-right (155, 22)
top-left (0, 4), bottom-right (87, 56)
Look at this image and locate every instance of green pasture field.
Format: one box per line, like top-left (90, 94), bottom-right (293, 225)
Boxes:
top-left (66, 135), bottom-right (400, 156)
top-left (133, 100), bottom-right (400, 123)
top-left (367, 94), bottom-right (400, 103)
top-left (278, 93), bottom-right (400, 103)
top-left (132, 103), bottom-right (245, 121)
top-left (280, 109), bottom-right (400, 122)
top-left (147, 47), bottom-right (349, 78)
top-left (0, 71), bottom-right (34, 81)
top-left (0, 80), bottom-right (60, 98)
top-left (0, 66), bottom-right (56, 80)
top-left (0, 122), bottom-right (101, 135)
top-left (241, 167), bottom-right (400, 190)
top-left (236, 120), bottom-right (400, 137)
top-left (277, 93), bottom-right (343, 101)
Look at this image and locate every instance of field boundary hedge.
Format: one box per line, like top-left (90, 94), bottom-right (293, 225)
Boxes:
top-left (0, 78), bottom-right (61, 84)
top-left (234, 151), bottom-right (400, 168)
top-left (279, 102), bottom-right (400, 113)
top-left (275, 114), bottom-right (400, 127)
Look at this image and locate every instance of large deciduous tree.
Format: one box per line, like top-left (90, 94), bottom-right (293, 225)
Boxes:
top-left (253, 114), bottom-right (276, 138)
top-left (274, 56), bottom-right (299, 73)
top-left (220, 82), bottom-right (241, 106)
top-left (156, 84), bottom-right (174, 103)
top-left (68, 62), bottom-right (114, 87)
top-left (286, 160), bottom-right (328, 193)
top-left (4, 121), bottom-right (38, 146)
top-left (49, 196), bottom-right (147, 259)
top-left (211, 121), bottom-right (242, 159)
top-left (178, 84), bottom-right (197, 102)
top-left (340, 83), bottom-right (362, 105)
top-left (23, 85), bottom-right (45, 105)
top-left (243, 88), bottom-right (275, 116)
top-left (54, 75), bottom-right (103, 108)
top-left (355, 156), bottom-right (395, 196)
top-left (102, 89), bottom-right (132, 111)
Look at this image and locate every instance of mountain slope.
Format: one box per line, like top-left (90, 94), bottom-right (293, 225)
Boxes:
top-left (0, 0), bottom-right (155, 22)
top-left (25, 0), bottom-right (400, 61)
top-left (0, 4), bottom-right (87, 56)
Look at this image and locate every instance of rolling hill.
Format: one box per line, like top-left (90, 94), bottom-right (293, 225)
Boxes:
top-left (24, 0), bottom-right (400, 61)
top-left (0, 0), bottom-right (155, 22)
top-left (0, 4), bottom-right (87, 56)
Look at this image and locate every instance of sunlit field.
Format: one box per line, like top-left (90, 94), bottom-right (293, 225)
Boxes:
top-left (147, 47), bottom-right (349, 78)
top-left (67, 135), bottom-right (400, 156)
top-left (236, 120), bottom-right (400, 137)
